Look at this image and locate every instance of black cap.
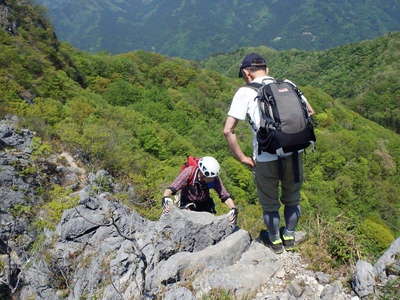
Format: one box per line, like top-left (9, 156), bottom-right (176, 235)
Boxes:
top-left (238, 53), bottom-right (267, 78)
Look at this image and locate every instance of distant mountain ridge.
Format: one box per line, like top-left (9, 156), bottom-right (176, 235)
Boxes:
top-left (35, 0), bottom-right (400, 59)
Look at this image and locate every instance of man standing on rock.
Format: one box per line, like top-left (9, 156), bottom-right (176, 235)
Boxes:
top-left (162, 156), bottom-right (238, 224)
top-left (223, 53), bottom-right (315, 253)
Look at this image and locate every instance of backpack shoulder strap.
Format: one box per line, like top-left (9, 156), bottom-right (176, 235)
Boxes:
top-left (187, 167), bottom-right (198, 186)
top-left (245, 77), bottom-right (277, 91)
top-left (180, 156), bottom-right (199, 186)
top-left (242, 83), bottom-right (263, 132)
top-left (245, 82), bottom-right (263, 91)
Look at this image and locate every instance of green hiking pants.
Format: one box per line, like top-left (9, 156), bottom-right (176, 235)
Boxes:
top-left (254, 153), bottom-right (303, 213)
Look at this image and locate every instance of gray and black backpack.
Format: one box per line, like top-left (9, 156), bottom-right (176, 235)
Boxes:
top-left (247, 79), bottom-right (316, 181)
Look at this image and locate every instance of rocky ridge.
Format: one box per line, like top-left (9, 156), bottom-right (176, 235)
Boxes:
top-left (1, 118), bottom-right (399, 299)
top-left (0, 116), bottom-right (85, 297)
top-left (19, 179), bottom-right (357, 300)
top-left (352, 238), bottom-right (400, 299)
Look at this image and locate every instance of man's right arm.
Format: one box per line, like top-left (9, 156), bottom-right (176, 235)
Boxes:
top-left (223, 116), bottom-right (255, 168)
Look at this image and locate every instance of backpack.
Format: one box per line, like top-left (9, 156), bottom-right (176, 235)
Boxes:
top-left (247, 79), bottom-right (316, 182)
top-left (179, 156), bottom-right (200, 185)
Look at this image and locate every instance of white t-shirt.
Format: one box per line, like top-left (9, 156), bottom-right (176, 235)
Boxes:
top-left (228, 76), bottom-right (310, 162)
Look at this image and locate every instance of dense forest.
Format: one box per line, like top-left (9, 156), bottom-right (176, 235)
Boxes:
top-left (203, 32), bottom-right (400, 133)
top-left (35, 0), bottom-right (400, 59)
top-left (0, 0), bottom-right (399, 275)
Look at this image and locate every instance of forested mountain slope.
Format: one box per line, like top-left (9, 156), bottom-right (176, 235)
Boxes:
top-left (34, 0), bottom-right (400, 59)
top-left (0, 0), bottom-right (399, 277)
top-left (203, 32), bottom-right (400, 133)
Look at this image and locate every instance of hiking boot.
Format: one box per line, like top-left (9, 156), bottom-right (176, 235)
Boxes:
top-left (270, 238), bottom-right (284, 254)
top-left (282, 233), bottom-right (295, 251)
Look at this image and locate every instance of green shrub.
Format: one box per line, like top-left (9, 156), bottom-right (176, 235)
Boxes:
top-left (22, 97), bottom-right (64, 126)
top-left (315, 112), bottom-right (334, 128)
top-left (0, 257), bottom-right (4, 268)
top-left (34, 185), bottom-right (78, 230)
top-left (359, 217), bottom-right (395, 256)
top-left (10, 204), bottom-right (32, 217)
top-left (201, 289), bottom-right (233, 300)
top-left (103, 79), bottom-right (143, 106)
top-left (31, 136), bottom-right (53, 159)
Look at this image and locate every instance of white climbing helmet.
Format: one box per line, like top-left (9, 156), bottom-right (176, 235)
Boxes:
top-left (198, 156), bottom-right (220, 178)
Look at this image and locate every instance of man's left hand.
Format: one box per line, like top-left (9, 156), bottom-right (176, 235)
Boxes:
top-left (228, 207), bottom-right (238, 225)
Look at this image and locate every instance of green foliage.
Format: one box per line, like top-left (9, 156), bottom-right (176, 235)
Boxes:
top-left (300, 215), bottom-right (364, 271)
top-left (18, 165), bottom-right (37, 177)
top-left (359, 217), bottom-right (395, 256)
top-left (149, 59), bottom-right (197, 88)
top-left (314, 112), bottom-right (334, 128)
top-left (0, 259), bottom-right (4, 273)
top-left (103, 79), bottom-right (143, 106)
top-left (221, 157), bottom-right (257, 205)
top-left (34, 185), bottom-right (78, 230)
top-left (201, 289), bottom-right (233, 300)
top-left (201, 288), bottom-right (254, 300)
top-left (29, 233), bottom-right (47, 255)
top-left (31, 136), bottom-right (53, 159)
top-left (10, 204), bottom-right (32, 217)
top-left (326, 224), bottom-right (361, 266)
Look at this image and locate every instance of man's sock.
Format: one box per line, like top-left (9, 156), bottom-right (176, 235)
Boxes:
top-left (284, 204), bottom-right (301, 235)
top-left (263, 211), bottom-right (281, 242)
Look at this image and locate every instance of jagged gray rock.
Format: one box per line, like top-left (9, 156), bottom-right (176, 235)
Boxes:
top-left (315, 271), bottom-right (331, 284)
top-left (193, 241), bottom-right (282, 298)
top-left (253, 251), bottom-right (354, 300)
top-left (21, 173), bottom-right (238, 299)
top-left (288, 280), bottom-right (304, 297)
top-left (0, 119), bottom-right (41, 297)
top-left (0, 1), bottom-right (17, 35)
top-left (58, 194), bottom-right (113, 242)
top-left (320, 281), bottom-right (347, 300)
top-left (150, 229), bottom-right (250, 290)
top-left (23, 258), bottom-right (59, 300)
top-left (0, 118), bottom-right (33, 152)
top-left (349, 237), bottom-right (400, 298)
top-left (163, 285), bottom-right (196, 300)
top-left (0, 118), bottom-right (101, 298)
top-left (55, 165), bottom-right (81, 189)
top-left (374, 237), bottom-right (400, 281)
top-left (352, 260), bottom-right (376, 298)
top-left (155, 207), bottom-right (235, 254)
